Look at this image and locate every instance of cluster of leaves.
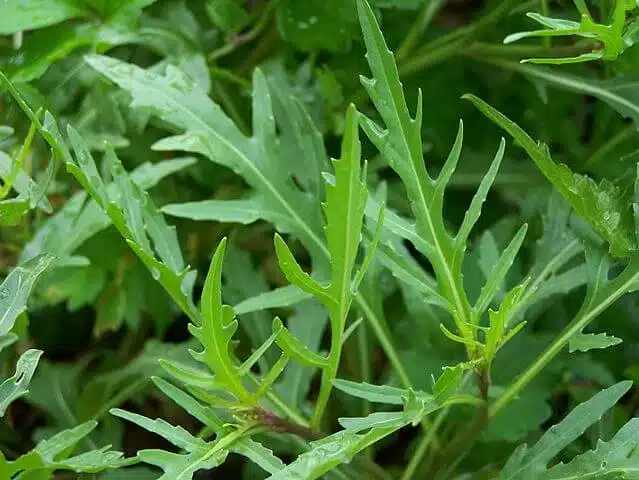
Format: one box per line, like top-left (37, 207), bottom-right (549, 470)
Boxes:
top-left (1, 0), bottom-right (639, 479)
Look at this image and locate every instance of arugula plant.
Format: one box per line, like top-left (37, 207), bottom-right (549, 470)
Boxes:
top-left (0, 115), bottom-right (131, 479)
top-left (1, 0), bottom-right (639, 479)
top-left (505, 0), bottom-right (639, 63)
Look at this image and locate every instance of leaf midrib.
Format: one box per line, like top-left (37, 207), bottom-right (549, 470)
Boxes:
top-left (366, 35), bottom-right (468, 323)
top-left (108, 66), bottom-right (329, 263)
top-left (93, 57), bottom-right (411, 390)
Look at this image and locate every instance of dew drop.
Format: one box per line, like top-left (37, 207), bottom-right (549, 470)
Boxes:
top-left (150, 267), bottom-right (161, 280)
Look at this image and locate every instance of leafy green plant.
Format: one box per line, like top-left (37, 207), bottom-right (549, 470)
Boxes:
top-left (505, 0), bottom-right (639, 63)
top-left (2, 0), bottom-right (639, 479)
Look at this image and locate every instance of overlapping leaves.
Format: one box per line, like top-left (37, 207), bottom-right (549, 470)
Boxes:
top-left (502, 381), bottom-right (637, 479)
top-left (357, 0), bottom-right (528, 363)
top-left (467, 94), bottom-right (637, 258)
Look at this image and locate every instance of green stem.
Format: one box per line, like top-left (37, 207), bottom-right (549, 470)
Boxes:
top-left (192, 422), bottom-right (258, 471)
top-left (398, 38), bottom-right (466, 76)
top-left (573, 0), bottom-right (593, 19)
top-left (356, 293), bottom-right (412, 389)
top-left (399, 0), bottom-right (524, 75)
top-left (357, 322), bottom-right (371, 418)
top-left (401, 401), bottom-right (447, 480)
top-left (0, 118), bottom-right (37, 199)
top-left (395, 0), bottom-right (446, 62)
top-left (208, 0), bottom-right (276, 61)
top-left (515, 238), bottom-right (582, 321)
top-left (466, 41), bottom-right (591, 59)
top-left (473, 56), bottom-right (636, 114)
top-left (422, 406), bottom-right (489, 479)
top-left (401, 372), bottom-right (473, 480)
top-left (312, 301), bottom-right (348, 428)
top-left (247, 374), bottom-right (310, 428)
top-left (583, 124), bottom-right (635, 171)
top-left (209, 66), bottom-right (251, 89)
top-left (490, 255), bottom-right (639, 417)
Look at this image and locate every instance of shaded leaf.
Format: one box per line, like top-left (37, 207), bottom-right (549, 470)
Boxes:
top-left (501, 381), bottom-right (632, 479)
top-left (0, 254), bottom-right (55, 335)
top-left (0, 349), bottom-right (42, 416)
top-left (466, 94), bottom-right (636, 258)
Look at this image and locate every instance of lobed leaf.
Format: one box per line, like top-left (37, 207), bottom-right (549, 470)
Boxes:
top-left (504, 0), bottom-right (629, 63)
top-left (111, 409), bottom-right (228, 479)
top-left (0, 254), bottom-right (55, 336)
top-left (466, 94), bottom-right (636, 258)
top-left (189, 238), bottom-right (254, 405)
top-left (0, 349), bottom-right (42, 416)
top-left (333, 379), bottom-right (432, 405)
top-left (501, 381), bottom-right (632, 479)
top-left (568, 332), bottom-right (623, 353)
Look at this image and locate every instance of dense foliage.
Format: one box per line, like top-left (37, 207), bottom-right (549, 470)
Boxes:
top-left (1, 0), bottom-right (639, 478)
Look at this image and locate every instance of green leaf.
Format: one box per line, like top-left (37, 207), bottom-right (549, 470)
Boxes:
top-left (466, 94), bottom-right (636, 258)
top-left (112, 407), bottom-right (272, 479)
top-left (357, 0), bottom-right (507, 345)
top-left (274, 103), bottom-right (373, 427)
top-left (221, 239), bottom-right (275, 367)
top-left (483, 281), bottom-right (529, 365)
top-left (568, 332), bottom-right (623, 353)
top-left (30, 420), bottom-right (130, 472)
top-left (432, 364), bottom-right (464, 400)
top-left (233, 285), bottom-right (312, 315)
top-left (276, 0), bottom-right (358, 52)
top-left (60, 129), bottom-right (199, 322)
top-left (267, 425), bottom-right (406, 480)
top-left (0, 254), bottom-right (55, 336)
top-left (332, 379), bottom-right (432, 405)
top-left (273, 234), bottom-right (329, 305)
top-left (322, 104), bottom-right (368, 302)
top-left (85, 50), bottom-right (408, 397)
top-left (504, 0), bottom-right (628, 63)
top-left (0, 334), bottom-right (18, 354)
top-left (493, 62), bottom-right (639, 127)
top-left (85, 56), bottom-right (326, 262)
top-left (27, 359), bottom-right (86, 433)
top-left (1, 420), bottom-right (132, 477)
top-left (455, 139), bottom-right (506, 250)
top-left (521, 192), bottom-right (585, 314)
top-left (0, 150), bottom-right (52, 212)
top-left (268, 386), bottom-right (476, 479)
top-left (162, 196), bottom-right (276, 224)
top-left (74, 340), bottom-right (194, 423)
top-left (275, 301), bottom-right (327, 408)
top-left (0, 0), bottom-right (88, 34)
top-left (21, 157), bottom-right (195, 265)
top-left (152, 378), bottom-right (285, 474)
top-left (2, 24), bottom-right (95, 83)
top-left (0, 349), bottom-right (42, 416)
top-left (0, 197), bottom-right (30, 226)
top-left (338, 411), bottom-right (407, 432)
top-left (501, 381), bottom-right (632, 479)
top-left (272, 318), bottom-right (328, 368)
top-left (473, 223), bottom-right (528, 316)
top-left (111, 408), bottom-right (228, 479)
top-left (205, 0), bottom-right (251, 33)
top-left (542, 418), bottom-right (639, 479)
top-left (189, 238), bottom-right (254, 405)
top-left (368, 230), bottom-right (447, 307)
